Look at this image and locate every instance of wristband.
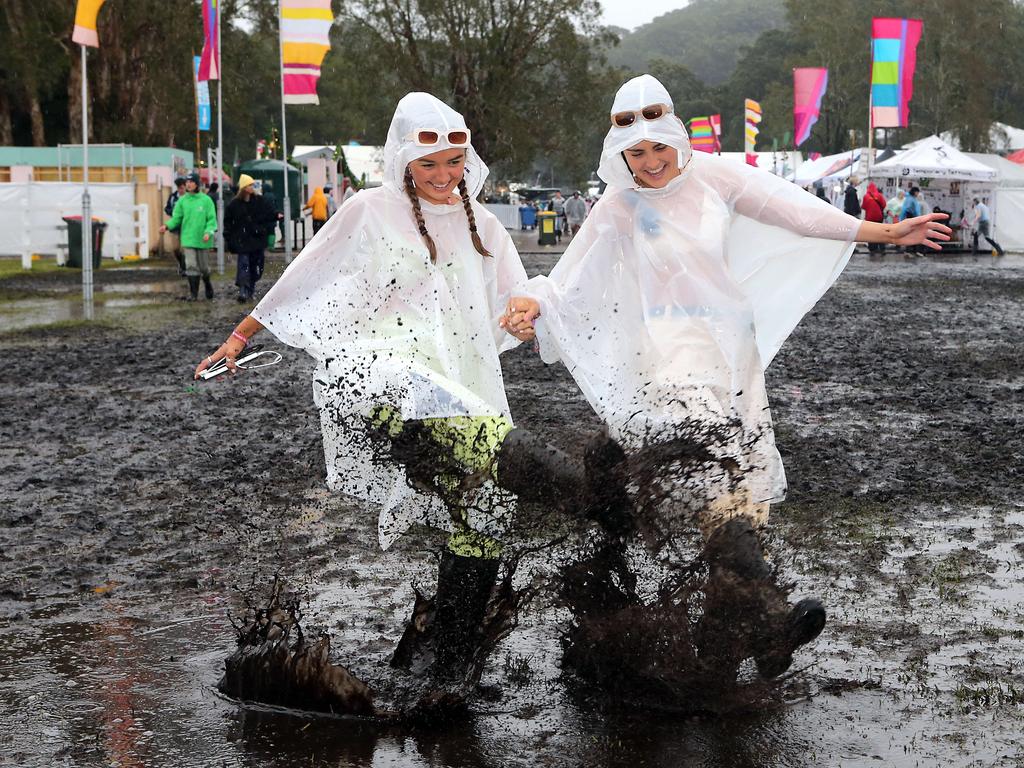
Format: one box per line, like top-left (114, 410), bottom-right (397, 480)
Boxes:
top-left (231, 330), bottom-right (248, 345)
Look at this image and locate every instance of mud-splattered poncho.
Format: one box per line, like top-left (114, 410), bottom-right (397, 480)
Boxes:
top-left (252, 93), bottom-right (527, 548)
top-left (525, 75), bottom-right (862, 505)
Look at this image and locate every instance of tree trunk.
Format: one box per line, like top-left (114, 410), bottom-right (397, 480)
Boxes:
top-left (68, 49), bottom-right (84, 142)
top-left (0, 90), bottom-right (14, 145)
top-left (25, 83), bottom-right (47, 146)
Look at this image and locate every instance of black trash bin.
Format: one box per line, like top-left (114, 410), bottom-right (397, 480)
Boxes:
top-left (63, 215), bottom-right (106, 269)
top-left (537, 211), bottom-right (558, 246)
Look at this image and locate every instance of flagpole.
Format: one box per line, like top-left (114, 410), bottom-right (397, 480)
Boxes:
top-left (215, 0), bottom-right (225, 276)
top-left (80, 44), bottom-right (94, 320)
top-left (278, 1), bottom-right (292, 264)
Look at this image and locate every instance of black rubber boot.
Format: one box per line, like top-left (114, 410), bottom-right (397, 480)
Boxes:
top-left (202, 274), bottom-right (215, 299)
top-left (494, 428), bottom-right (632, 535)
top-left (431, 551), bottom-right (500, 681)
top-left (185, 276), bottom-right (199, 301)
top-left (494, 428), bottom-right (584, 505)
top-left (695, 517), bottom-right (826, 680)
top-left (391, 551), bottom-right (500, 684)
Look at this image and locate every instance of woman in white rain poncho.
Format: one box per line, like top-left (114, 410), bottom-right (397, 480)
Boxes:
top-left (194, 93), bottom-right (570, 681)
top-left (502, 74), bottom-right (950, 678)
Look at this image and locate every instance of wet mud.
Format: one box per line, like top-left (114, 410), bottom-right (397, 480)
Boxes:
top-left (2, 253), bottom-right (1024, 766)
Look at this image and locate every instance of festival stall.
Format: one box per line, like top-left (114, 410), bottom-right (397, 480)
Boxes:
top-left (966, 152), bottom-right (1024, 252)
top-left (871, 136), bottom-right (997, 248)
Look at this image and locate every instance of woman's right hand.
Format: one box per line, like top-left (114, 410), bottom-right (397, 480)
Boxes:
top-left (194, 335), bottom-right (247, 380)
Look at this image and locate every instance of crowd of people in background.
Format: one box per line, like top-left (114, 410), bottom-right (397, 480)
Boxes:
top-left (805, 175), bottom-right (1005, 257)
top-left (517, 190), bottom-right (597, 238)
top-left (161, 173), bottom-right (360, 303)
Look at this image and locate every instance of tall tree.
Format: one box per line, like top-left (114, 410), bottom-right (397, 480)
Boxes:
top-left (340, 0), bottom-right (618, 179)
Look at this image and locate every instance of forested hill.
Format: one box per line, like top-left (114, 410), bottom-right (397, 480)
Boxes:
top-left (608, 0), bottom-right (787, 86)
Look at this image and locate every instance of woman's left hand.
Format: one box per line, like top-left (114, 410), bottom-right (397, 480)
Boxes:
top-left (891, 213), bottom-right (952, 250)
top-left (499, 297), bottom-right (540, 342)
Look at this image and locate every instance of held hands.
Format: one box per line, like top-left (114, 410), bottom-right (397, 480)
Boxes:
top-left (892, 213), bottom-right (952, 250)
top-left (499, 297), bottom-right (541, 342)
top-left (194, 335), bottom-right (247, 380)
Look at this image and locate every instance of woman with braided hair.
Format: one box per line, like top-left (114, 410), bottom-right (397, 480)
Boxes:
top-left (193, 92), bottom-right (585, 683)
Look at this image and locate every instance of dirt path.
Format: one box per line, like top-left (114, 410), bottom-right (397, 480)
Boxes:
top-left (1, 253), bottom-right (1023, 767)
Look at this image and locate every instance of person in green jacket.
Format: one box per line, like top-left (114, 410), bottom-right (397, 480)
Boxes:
top-left (160, 172), bottom-right (217, 301)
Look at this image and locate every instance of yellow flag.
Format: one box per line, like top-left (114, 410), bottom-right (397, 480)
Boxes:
top-left (72, 0), bottom-right (107, 47)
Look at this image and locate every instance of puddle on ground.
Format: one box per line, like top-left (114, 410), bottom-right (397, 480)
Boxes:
top-left (0, 291), bottom-right (181, 331)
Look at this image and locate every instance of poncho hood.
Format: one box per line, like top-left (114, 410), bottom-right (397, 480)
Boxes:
top-left (383, 92), bottom-right (489, 199)
top-left (597, 74), bottom-right (693, 191)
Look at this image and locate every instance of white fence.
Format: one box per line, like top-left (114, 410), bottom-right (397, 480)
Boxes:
top-left (0, 182), bottom-right (149, 266)
top-left (484, 203), bottom-right (520, 229)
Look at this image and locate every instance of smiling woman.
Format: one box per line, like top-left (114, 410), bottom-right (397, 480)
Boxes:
top-left (622, 140), bottom-right (682, 187)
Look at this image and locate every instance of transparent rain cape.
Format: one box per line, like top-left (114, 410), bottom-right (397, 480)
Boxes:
top-left (526, 75), bottom-right (861, 504)
top-left (252, 94), bottom-right (527, 549)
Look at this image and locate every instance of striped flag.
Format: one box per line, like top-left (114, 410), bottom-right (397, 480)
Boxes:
top-left (689, 117), bottom-right (716, 153)
top-left (793, 68), bottom-right (828, 147)
top-left (744, 98), bottom-right (762, 165)
top-left (870, 17), bottom-right (923, 128)
top-left (281, 0), bottom-right (334, 105)
top-left (197, 0), bottom-right (220, 81)
top-left (72, 0), bottom-right (106, 47)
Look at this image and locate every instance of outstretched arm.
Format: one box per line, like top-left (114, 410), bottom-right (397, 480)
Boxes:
top-left (856, 213), bottom-right (951, 250)
top-left (194, 315), bottom-right (266, 379)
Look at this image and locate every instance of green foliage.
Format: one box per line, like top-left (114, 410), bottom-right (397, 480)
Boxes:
top-left (608, 0), bottom-right (787, 86)
top-left (3, 0), bottom-right (1024, 184)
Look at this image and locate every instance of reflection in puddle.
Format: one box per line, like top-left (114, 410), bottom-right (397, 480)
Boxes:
top-left (0, 292), bottom-right (176, 331)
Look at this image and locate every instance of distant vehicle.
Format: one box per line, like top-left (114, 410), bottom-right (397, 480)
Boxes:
top-left (515, 187), bottom-right (562, 202)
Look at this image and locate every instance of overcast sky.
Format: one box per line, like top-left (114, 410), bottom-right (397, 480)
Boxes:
top-left (600, 0), bottom-right (690, 31)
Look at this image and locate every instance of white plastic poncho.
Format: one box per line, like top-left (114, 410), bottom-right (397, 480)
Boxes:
top-left (526, 74), bottom-right (862, 505)
top-left (251, 92), bottom-right (528, 549)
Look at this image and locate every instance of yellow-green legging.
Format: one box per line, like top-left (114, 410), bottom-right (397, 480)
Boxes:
top-left (371, 406), bottom-right (513, 559)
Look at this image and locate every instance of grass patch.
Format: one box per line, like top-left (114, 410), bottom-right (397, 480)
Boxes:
top-left (0, 256), bottom-right (64, 279)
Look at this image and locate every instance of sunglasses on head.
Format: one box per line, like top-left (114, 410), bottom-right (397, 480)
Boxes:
top-left (610, 103), bottom-right (673, 128)
top-left (408, 129), bottom-right (471, 147)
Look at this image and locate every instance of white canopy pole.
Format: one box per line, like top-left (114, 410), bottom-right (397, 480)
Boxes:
top-left (277, 2), bottom-right (293, 264)
top-left (80, 45), bottom-right (94, 320)
top-left (215, 0), bottom-right (225, 275)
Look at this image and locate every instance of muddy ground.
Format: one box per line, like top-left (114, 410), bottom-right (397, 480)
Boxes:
top-left (1, 249), bottom-right (1023, 767)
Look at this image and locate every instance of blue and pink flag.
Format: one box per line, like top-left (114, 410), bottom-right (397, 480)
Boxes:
top-left (793, 67), bottom-right (828, 147)
top-left (198, 0), bottom-right (220, 81)
top-left (870, 17), bottom-right (923, 129)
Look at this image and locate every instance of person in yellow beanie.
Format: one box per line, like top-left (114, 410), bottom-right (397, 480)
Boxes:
top-left (224, 174), bottom-right (279, 302)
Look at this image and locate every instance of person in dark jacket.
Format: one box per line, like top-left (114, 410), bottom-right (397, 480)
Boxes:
top-left (843, 176), bottom-right (862, 218)
top-left (225, 174), bottom-right (279, 302)
top-left (860, 182), bottom-right (887, 254)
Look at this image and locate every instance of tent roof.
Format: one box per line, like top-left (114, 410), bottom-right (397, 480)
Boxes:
top-left (964, 152), bottom-right (1024, 188)
top-left (903, 122), bottom-right (1024, 152)
top-left (339, 145), bottom-right (385, 185)
top-left (291, 145), bottom-right (336, 162)
top-left (872, 136), bottom-right (997, 181)
top-left (792, 149), bottom-right (862, 186)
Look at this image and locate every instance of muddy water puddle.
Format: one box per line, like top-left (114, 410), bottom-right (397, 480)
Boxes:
top-left (0, 281), bottom-right (183, 331)
top-left (3, 256), bottom-right (1024, 766)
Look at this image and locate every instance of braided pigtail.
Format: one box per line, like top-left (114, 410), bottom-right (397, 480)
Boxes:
top-left (458, 178), bottom-right (492, 258)
top-left (404, 167), bottom-right (438, 263)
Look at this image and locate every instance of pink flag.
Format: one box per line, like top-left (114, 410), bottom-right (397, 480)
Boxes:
top-left (198, 0), bottom-right (219, 81)
top-left (793, 68), bottom-right (828, 147)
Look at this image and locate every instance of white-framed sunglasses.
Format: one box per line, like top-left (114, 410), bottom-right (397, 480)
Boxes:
top-left (406, 129), bottom-right (471, 147)
top-left (199, 346), bottom-right (284, 380)
top-left (610, 103), bottom-right (673, 128)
